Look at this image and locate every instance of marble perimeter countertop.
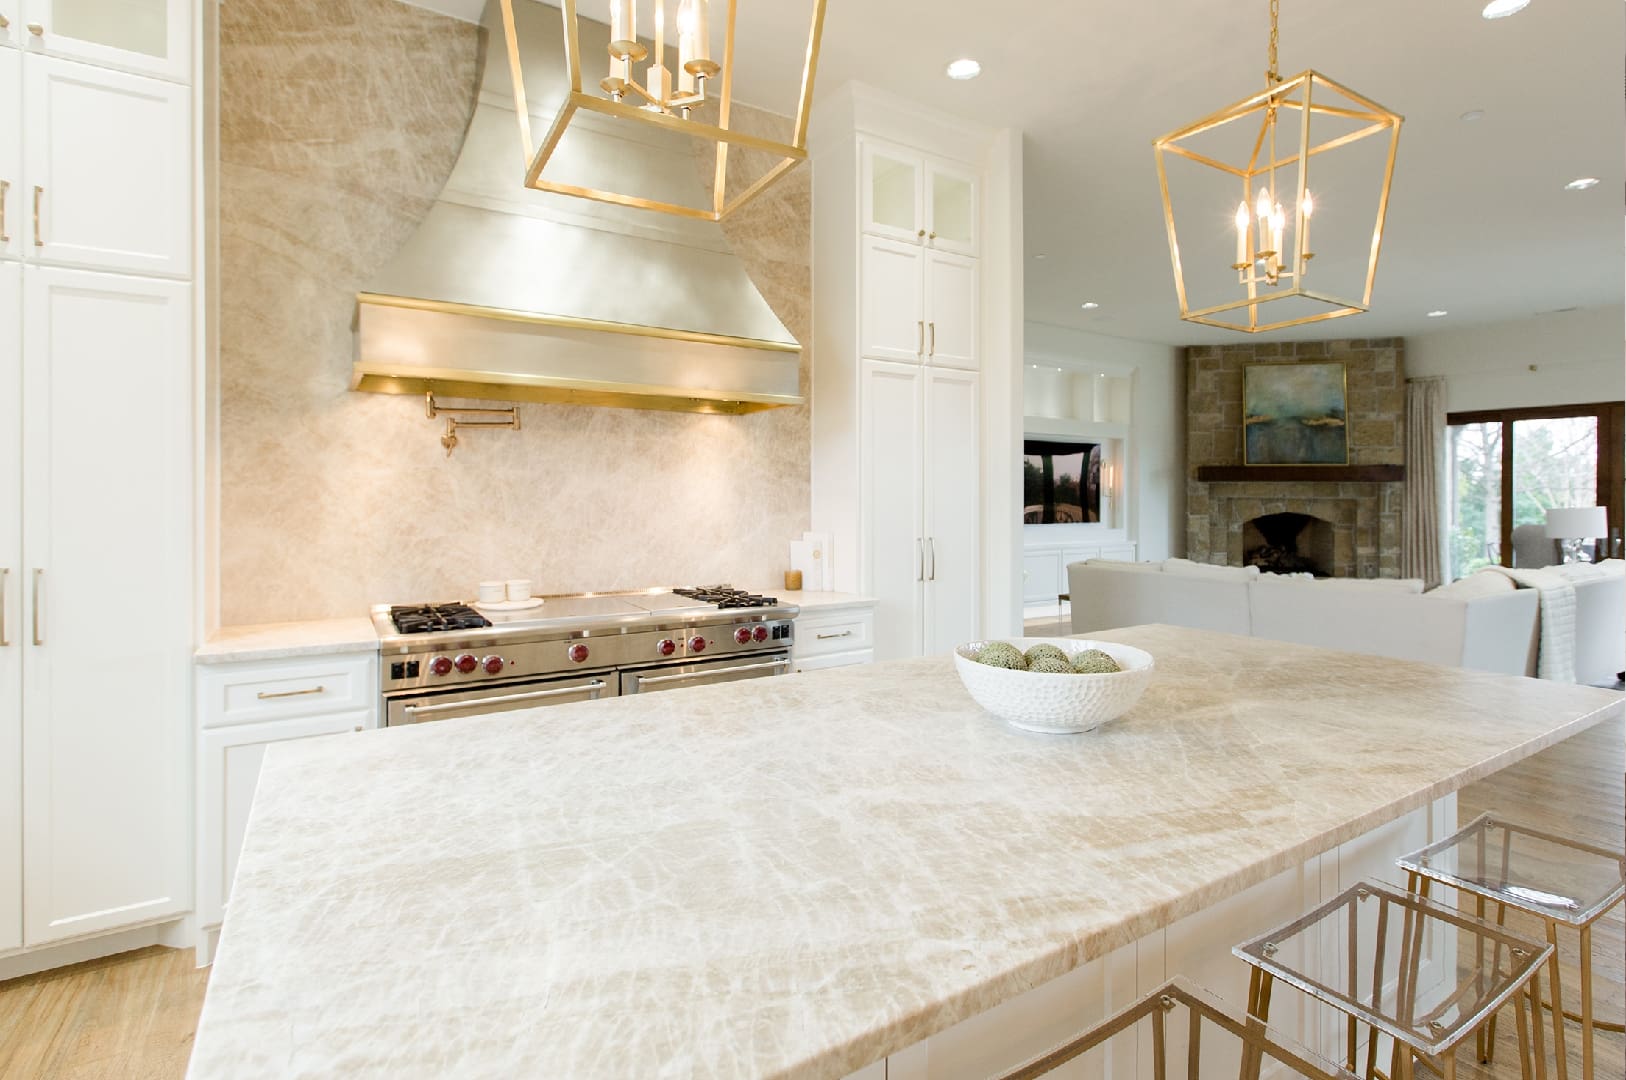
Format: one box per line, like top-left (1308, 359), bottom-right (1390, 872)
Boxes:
top-left (194, 617), bottom-right (380, 664)
top-left (187, 625), bottom-right (1622, 1079)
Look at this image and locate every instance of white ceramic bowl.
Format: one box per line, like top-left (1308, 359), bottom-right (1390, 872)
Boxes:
top-left (953, 637), bottom-right (1155, 734)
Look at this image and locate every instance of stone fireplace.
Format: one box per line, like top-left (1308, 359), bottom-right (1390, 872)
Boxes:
top-left (1185, 340), bottom-right (1406, 578)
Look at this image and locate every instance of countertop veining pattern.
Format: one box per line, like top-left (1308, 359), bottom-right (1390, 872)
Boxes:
top-left (188, 627), bottom-right (1621, 1079)
top-left (195, 618), bottom-right (380, 664)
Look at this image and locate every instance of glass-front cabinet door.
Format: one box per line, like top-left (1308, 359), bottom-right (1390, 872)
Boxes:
top-left (925, 161), bottom-right (977, 255)
top-left (861, 142), bottom-right (922, 243)
top-left (21, 0), bottom-right (190, 82)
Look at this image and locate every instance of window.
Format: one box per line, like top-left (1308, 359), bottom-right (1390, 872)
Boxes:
top-left (1446, 402), bottom-right (1623, 580)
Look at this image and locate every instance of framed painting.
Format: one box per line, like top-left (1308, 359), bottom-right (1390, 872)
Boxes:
top-left (1243, 362), bottom-right (1349, 465)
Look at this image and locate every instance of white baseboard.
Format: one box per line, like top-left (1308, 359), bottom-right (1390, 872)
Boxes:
top-left (0, 919), bottom-right (190, 980)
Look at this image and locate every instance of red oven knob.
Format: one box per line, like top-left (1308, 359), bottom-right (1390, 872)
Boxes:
top-left (657, 638), bottom-right (676, 657)
top-left (454, 653), bottom-right (478, 674)
top-left (734, 626), bottom-right (753, 645)
top-left (428, 656), bottom-right (454, 677)
top-left (482, 655), bottom-right (505, 675)
top-left (568, 643), bottom-right (590, 664)
top-left (752, 624), bottom-right (770, 643)
top-left (689, 635), bottom-right (707, 653)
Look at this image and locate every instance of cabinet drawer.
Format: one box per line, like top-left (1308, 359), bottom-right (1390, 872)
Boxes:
top-left (198, 654), bottom-right (377, 728)
top-left (794, 649), bottom-right (874, 673)
top-left (794, 612), bottom-right (875, 659)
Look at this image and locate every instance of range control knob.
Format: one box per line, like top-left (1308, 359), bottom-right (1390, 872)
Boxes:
top-left (734, 626), bottom-right (753, 645)
top-left (428, 656), bottom-right (454, 677)
top-left (482, 655), bottom-right (505, 675)
top-left (454, 653), bottom-right (479, 674)
top-left (656, 638), bottom-right (677, 657)
top-left (568, 643), bottom-right (590, 664)
top-left (753, 625), bottom-right (770, 643)
top-left (689, 635), bottom-right (708, 654)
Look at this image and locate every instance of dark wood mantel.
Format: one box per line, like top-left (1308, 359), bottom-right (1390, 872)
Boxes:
top-left (1195, 465), bottom-right (1406, 484)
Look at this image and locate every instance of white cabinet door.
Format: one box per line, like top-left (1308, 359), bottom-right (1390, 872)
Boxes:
top-left (859, 235), bottom-right (924, 363)
top-left (0, 262), bottom-right (20, 954)
top-left (862, 360), bottom-right (924, 661)
top-left (924, 249), bottom-right (978, 370)
top-left (23, 55), bottom-right (190, 276)
top-left (21, 266), bottom-right (191, 946)
top-left (0, 3), bottom-right (18, 48)
top-left (923, 368), bottom-right (979, 653)
top-left (199, 712), bottom-right (369, 931)
top-left (0, 47), bottom-right (19, 262)
top-left (925, 159), bottom-right (977, 256)
top-left (1022, 551), bottom-right (1063, 606)
top-left (1099, 543), bottom-right (1137, 561)
top-left (20, 0), bottom-right (190, 82)
top-left (860, 142), bottom-right (922, 243)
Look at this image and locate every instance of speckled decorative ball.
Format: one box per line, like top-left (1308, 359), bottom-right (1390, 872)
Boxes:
top-left (1023, 643), bottom-right (1070, 668)
top-left (1072, 649), bottom-right (1122, 675)
top-left (1027, 653), bottom-right (1075, 674)
top-left (975, 641), bottom-right (1028, 670)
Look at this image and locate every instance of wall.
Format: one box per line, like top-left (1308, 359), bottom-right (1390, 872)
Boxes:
top-left (1185, 339), bottom-right (1406, 578)
top-left (1023, 323), bottom-right (1185, 561)
top-left (1408, 305), bottom-right (1625, 414)
top-left (216, 0), bottom-right (811, 624)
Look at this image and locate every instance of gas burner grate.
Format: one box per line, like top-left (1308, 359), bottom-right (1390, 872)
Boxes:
top-left (674, 585), bottom-right (780, 609)
top-left (389, 603), bottom-right (493, 634)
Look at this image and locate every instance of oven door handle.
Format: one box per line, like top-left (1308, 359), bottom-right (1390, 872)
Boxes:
top-left (401, 680), bottom-right (608, 718)
top-left (630, 658), bottom-right (790, 687)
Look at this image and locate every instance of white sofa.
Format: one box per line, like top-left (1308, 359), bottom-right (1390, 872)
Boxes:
top-left (1550, 563), bottom-right (1625, 686)
top-left (1068, 560), bottom-right (1540, 677)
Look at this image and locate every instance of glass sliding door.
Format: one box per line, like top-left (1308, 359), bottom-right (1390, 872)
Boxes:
top-left (1448, 422), bottom-right (1502, 581)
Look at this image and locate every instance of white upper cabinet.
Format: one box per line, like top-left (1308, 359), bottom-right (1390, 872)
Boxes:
top-left (859, 235), bottom-right (925, 362)
top-left (20, 0), bottom-right (190, 82)
top-left (22, 54), bottom-right (190, 276)
top-left (861, 143), bottom-right (921, 243)
top-left (21, 266), bottom-right (191, 946)
top-left (925, 161), bottom-right (977, 256)
top-left (0, 261), bottom-right (20, 954)
top-left (0, 47), bottom-right (18, 262)
top-left (924, 249), bottom-right (978, 370)
top-left (0, 3), bottom-right (19, 49)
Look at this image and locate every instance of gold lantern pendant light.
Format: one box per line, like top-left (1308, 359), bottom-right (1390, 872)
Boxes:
top-left (1153, 0), bottom-right (1403, 333)
top-left (497, 0), bottom-right (827, 221)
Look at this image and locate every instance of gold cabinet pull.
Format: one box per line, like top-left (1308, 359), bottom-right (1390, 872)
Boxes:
top-left (0, 180), bottom-right (8, 243)
top-left (26, 22), bottom-right (43, 36)
top-left (257, 685), bottom-right (326, 700)
top-left (0, 568), bottom-right (9, 647)
top-left (815, 629), bottom-right (853, 640)
top-left (916, 320), bottom-right (924, 355)
top-left (0, 14), bottom-right (9, 29)
top-left (30, 569), bottom-right (43, 646)
top-left (928, 322), bottom-right (936, 357)
top-left (928, 231), bottom-right (937, 240)
top-left (32, 186), bottom-right (42, 247)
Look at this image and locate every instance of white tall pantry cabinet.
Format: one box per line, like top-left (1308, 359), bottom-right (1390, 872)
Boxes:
top-left (0, 0), bottom-right (196, 972)
top-left (812, 87), bottom-right (1017, 660)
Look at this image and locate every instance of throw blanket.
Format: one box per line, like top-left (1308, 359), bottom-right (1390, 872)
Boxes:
top-left (1486, 566), bottom-right (1576, 682)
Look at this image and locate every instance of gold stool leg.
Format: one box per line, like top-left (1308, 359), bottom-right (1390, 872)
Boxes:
top-left (1529, 963), bottom-right (1548, 1080)
top-left (1487, 900), bottom-right (1509, 1064)
top-left (1546, 920), bottom-right (1570, 1080)
top-left (1578, 924), bottom-right (1594, 1080)
top-left (1515, 970), bottom-right (1535, 1080)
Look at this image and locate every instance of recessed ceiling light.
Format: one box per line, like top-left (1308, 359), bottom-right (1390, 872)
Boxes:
top-left (1033, 253), bottom-right (1047, 260)
top-left (1480, 0), bottom-right (1529, 18)
top-left (1080, 301), bottom-right (1100, 311)
top-left (1426, 310), bottom-right (1449, 318)
top-left (1459, 109), bottom-right (1485, 122)
top-left (945, 58), bottom-right (982, 81)
top-left (1565, 177), bottom-right (1600, 191)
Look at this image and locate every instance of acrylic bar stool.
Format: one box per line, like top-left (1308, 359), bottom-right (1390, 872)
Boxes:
top-left (1234, 880), bottom-right (1553, 1080)
top-left (1397, 813), bottom-right (1626, 1080)
top-left (989, 977), bottom-right (1362, 1080)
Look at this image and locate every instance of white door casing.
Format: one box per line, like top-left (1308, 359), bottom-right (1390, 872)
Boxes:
top-left (20, 266), bottom-right (190, 945)
top-left (22, 54), bottom-right (190, 276)
top-left (861, 359), bottom-right (925, 661)
top-left (923, 367), bottom-right (979, 653)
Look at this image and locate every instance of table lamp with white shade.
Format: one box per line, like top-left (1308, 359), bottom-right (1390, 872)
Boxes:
top-left (1544, 506), bottom-right (1608, 563)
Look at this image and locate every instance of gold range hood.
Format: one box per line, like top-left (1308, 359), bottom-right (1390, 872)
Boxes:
top-left (352, 0), bottom-right (802, 415)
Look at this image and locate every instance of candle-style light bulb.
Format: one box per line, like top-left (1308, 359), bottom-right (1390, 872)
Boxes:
top-left (1255, 187), bottom-right (1272, 253)
top-left (1235, 200), bottom-right (1249, 266)
top-left (1300, 190), bottom-right (1314, 257)
top-left (609, 0), bottom-right (637, 57)
top-left (1270, 202), bottom-right (1286, 273)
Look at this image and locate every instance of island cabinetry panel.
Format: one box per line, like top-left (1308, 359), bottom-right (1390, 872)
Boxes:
top-left (792, 606), bottom-right (875, 672)
top-left (195, 651), bottom-right (378, 965)
top-left (859, 798), bottom-right (1453, 1080)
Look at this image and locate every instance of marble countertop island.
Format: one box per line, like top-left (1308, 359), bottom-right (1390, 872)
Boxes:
top-left (188, 626), bottom-right (1621, 1079)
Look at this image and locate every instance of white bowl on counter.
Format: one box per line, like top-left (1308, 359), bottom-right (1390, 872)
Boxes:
top-left (953, 637), bottom-right (1155, 734)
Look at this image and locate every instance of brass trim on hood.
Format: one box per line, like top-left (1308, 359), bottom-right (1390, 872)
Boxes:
top-left (349, 368), bottom-right (798, 415)
top-left (356, 292), bottom-right (800, 354)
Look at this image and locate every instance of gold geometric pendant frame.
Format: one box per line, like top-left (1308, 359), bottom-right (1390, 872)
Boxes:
top-left (1154, 69), bottom-right (1403, 334)
top-left (496, 0), bottom-right (827, 222)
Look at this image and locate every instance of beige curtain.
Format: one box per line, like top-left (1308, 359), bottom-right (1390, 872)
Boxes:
top-left (1403, 377), bottom-right (1447, 587)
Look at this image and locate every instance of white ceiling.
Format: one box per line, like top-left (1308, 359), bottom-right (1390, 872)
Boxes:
top-left (408, 0), bottom-right (1625, 346)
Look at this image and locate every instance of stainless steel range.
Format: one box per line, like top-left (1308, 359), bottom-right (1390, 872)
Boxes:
top-left (374, 587), bottom-right (797, 727)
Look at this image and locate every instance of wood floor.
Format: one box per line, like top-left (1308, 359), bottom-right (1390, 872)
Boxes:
top-left (1, 713), bottom-right (1619, 1079)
